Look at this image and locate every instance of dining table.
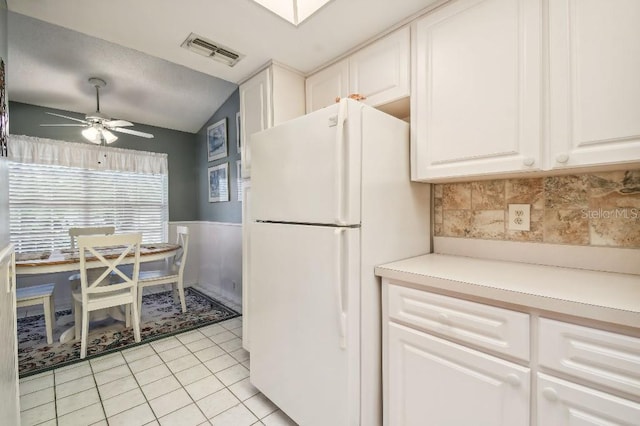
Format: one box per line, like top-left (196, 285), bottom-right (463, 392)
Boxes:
top-left (15, 242), bottom-right (181, 343)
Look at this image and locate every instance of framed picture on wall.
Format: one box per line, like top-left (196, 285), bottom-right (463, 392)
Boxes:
top-left (237, 159), bottom-right (242, 202)
top-left (236, 111), bottom-right (241, 154)
top-left (207, 118), bottom-right (227, 162)
top-left (208, 163), bottom-right (229, 203)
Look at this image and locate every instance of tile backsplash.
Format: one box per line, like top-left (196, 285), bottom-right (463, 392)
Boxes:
top-left (434, 170), bottom-right (640, 248)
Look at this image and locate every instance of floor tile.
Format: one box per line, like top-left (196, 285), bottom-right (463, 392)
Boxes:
top-left (149, 388), bottom-right (193, 418)
top-left (57, 386), bottom-right (100, 416)
top-left (97, 374), bottom-right (139, 400)
top-left (196, 388), bottom-right (240, 419)
top-left (144, 421), bottom-right (161, 426)
top-left (150, 336), bottom-right (182, 353)
top-left (107, 402), bottom-right (156, 426)
top-left (185, 337), bottom-right (216, 353)
top-left (19, 374), bottom-right (54, 396)
top-left (90, 420), bottom-right (108, 426)
top-left (128, 353), bottom-right (164, 373)
top-left (93, 364), bottom-right (131, 386)
top-left (203, 354), bottom-right (238, 374)
top-left (166, 353), bottom-right (201, 373)
top-left (175, 363), bottom-right (212, 386)
top-left (90, 352), bottom-right (126, 373)
top-left (219, 338), bottom-right (243, 353)
top-left (210, 403), bottom-right (258, 426)
top-left (55, 362), bottom-right (93, 384)
top-left (134, 363), bottom-right (172, 386)
top-left (19, 370), bottom-right (53, 383)
top-left (243, 393), bottom-right (278, 420)
top-left (141, 375), bottom-right (182, 401)
top-left (158, 403), bottom-right (207, 426)
top-left (20, 401), bottom-right (56, 426)
top-left (261, 410), bottom-right (298, 426)
top-left (103, 387), bottom-right (147, 418)
top-left (57, 402), bottom-right (105, 426)
top-left (198, 324), bottom-right (225, 337)
top-left (228, 378), bottom-right (259, 401)
top-left (122, 344), bottom-right (156, 363)
top-left (194, 345), bottom-right (226, 363)
top-left (158, 344), bottom-right (190, 362)
top-left (184, 375), bottom-right (225, 401)
top-left (230, 328), bottom-right (243, 338)
top-left (220, 318), bottom-right (242, 331)
top-left (55, 375), bottom-right (96, 399)
top-left (176, 330), bottom-right (206, 345)
top-left (215, 364), bottom-right (249, 386)
top-left (210, 331), bottom-right (237, 345)
top-left (19, 386), bottom-right (54, 411)
top-left (229, 347), bottom-right (250, 363)
top-left (54, 360), bottom-right (89, 373)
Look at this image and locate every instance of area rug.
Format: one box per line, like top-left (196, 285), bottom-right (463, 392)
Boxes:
top-left (17, 287), bottom-right (240, 378)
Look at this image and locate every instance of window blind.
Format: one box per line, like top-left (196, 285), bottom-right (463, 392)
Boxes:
top-left (9, 162), bottom-right (168, 253)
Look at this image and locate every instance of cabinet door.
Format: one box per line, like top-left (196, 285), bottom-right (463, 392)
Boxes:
top-left (387, 322), bottom-right (530, 426)
top-left (537, 373), bottom-right (640, 425)
top-left (241, 179), bottom-right (251, 351)
top-left (412, 0), bottom-right (542, 181)
top-left (548, 0), bottom-right (640, 169)
top-left (349, 27), bottom-right (410, 108)
top-left (239, 68), bottom-right (271, 178)
top-left (305, 59), bottom-right (349, 113)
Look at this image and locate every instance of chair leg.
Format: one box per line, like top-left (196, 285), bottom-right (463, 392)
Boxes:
top-left (74, 300), bottom-right (82, 342)
top-left (43, 296), bottom-right (53, 345)
top-left (131, 301), bottom-right (141, 343)
top-left (177, 281), bottom-right (186, 313)
top-left (80, 306), bottom-right (89, 359)
top-left (137, 286), bottom-right (143, 321)
top-left (125, 304), bottom-right (131, 328)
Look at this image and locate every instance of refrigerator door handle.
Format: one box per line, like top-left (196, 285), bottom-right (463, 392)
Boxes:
top-left (334, 228), bottom-right (347, 349)
top-left (334, 99), bottom-right (348, 226)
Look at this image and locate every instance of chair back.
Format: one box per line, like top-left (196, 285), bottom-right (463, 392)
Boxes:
top-left (174, 226), bottom-right (189, 277)
top-left (77, 233), bottom-right (141, 299)
top-left (69, 226), bottom-right (116, 249)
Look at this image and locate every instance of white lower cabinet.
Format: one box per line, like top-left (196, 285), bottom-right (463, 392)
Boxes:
top-left (537, 373), bottom-right (640, 425)
top-left (387, 322), bottom-right (530, 426)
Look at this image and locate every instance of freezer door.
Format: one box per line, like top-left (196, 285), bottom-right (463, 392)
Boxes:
top-left (249, 222), bottom-right (360, 426)
top-left (251, 99), bottom-right (362, 226)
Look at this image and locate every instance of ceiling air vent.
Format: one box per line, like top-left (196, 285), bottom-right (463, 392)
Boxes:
top-left (181, 33), bottom-right (244, 67)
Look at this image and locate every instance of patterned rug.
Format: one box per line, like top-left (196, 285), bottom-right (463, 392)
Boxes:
top-left (17, 287), bottom-right (240, 378)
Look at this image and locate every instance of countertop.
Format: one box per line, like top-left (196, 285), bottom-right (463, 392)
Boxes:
top-left (375, 254), bottom-right (640, 329)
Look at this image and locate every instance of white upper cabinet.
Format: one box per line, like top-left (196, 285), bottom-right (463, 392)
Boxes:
top-left (306, 27), bottom-right (410, 115)
top-left (548, 0), bottom-right (640, 170)
top-left (412, 0), bottom-right (542, 181)
top-left (305, 59), bottom-right (349, 113)
top-left (239, 64), bottom-right (305, 178)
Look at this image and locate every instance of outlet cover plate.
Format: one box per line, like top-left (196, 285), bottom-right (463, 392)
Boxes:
top-left (508, 204), bottom-right (531, 231)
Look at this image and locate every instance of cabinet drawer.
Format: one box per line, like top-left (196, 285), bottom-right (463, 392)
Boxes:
top-left (387, 284), bottom-right (530, 361)
top-left (538, 318), bottom-right (640, 397)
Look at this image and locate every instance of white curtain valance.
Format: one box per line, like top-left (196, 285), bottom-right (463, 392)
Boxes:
top-left (8, 134), bottom-right (168, 175)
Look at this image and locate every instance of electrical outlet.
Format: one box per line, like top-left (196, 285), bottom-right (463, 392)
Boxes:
top-left (508, 204), bottom-right (530, 231)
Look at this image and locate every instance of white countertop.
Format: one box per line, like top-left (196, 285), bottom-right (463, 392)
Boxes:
top-left (375, 254), bottom-right (640, 329)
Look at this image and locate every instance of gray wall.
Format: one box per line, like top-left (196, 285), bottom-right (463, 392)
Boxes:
top-left (8, 101), bottom-right (199, 221)
top-left (197, 89), bottom-right (241, 223)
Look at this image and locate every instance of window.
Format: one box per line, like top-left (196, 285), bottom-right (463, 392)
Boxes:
top-left (7, 135), bottom-right (168, 253)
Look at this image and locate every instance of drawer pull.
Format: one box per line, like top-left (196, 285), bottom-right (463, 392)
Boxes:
top-left (436, 313), bottom-right (449, 323)
top-left (542, 387), bottom-right (559, 402)
top-left (556, 153), bottom-right (569, 164)
top-left (505, 373), bottom-right (521, 387)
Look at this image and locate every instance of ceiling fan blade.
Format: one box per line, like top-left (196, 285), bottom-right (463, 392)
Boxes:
top-left (40, 124), bottom-right (87, 127)
top-left (45, 112), bottom-right (88, 124)
top-left (112, 127), bottom-right (154, 139)
top-left (105, 119), bottom-right (133, 127)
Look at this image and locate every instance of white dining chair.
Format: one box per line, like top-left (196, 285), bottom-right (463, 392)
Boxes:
top-left (73, 233), bottom-right (142, 359)
top-left (68, 226), bottom-right (116, 250)
top-left (138, 226), bottom-right (189, 317)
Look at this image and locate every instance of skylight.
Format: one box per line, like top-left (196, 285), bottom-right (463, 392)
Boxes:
top-left (252, 0), bottom-right (333, 26)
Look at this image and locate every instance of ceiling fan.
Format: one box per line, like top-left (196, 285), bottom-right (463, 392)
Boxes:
top-left (40, 77), bottom-right (154, 144)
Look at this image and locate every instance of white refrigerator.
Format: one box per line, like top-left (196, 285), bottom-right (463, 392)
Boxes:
top-left (248, 99), bottom-right (430, 425)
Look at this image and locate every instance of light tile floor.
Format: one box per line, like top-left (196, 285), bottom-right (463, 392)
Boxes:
top-left (19, 317), bottom-right (298, 426)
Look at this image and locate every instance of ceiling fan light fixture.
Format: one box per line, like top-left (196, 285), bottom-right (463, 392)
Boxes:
top-left (251, 0), bottom-right (333, 25)
top-left (81, 126), bottom-right (101, 144)
top-left (101, 129), bottom-right (118, 144)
